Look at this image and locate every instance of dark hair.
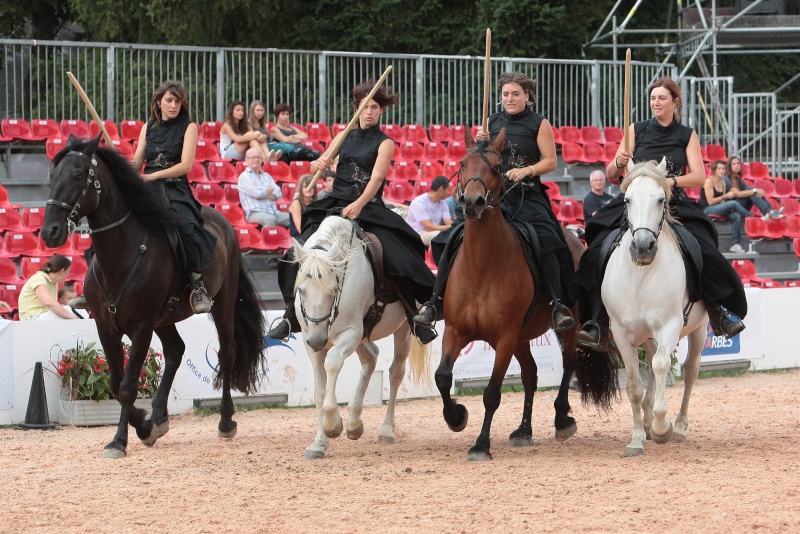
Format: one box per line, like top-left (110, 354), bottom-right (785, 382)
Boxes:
top-left (224, 101), bottom-right (249, 135)
top-left (42, 254), bottom-right (71, 274)
top-left (273, 103), bottom-right (293, 117)
top-left (431, 175), bottom-right (450, 191)
top-left (149, 80), bottom-right (191, 125)
top-left (352, 80), bottom-right (398, 109)
top-left (727, 156), bottom-right (743, 188)
top-left (248, 100), bottom-right (268, 132)
top-left (321, 170), bottom-right (336, 180)
top-left (712, 159), bottom-right (727, 172)
top-left (649, 76), bottom-right (682, 122)
top-left (498, 72), bottom-right (537, 107)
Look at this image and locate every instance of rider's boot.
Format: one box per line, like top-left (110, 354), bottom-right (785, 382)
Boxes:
top-left (576, 306), bottom-right (610, 352)
top-left (190, 272), bottom-right (213, 314)
top-left (541, 252), bottom-right (576, 332)
top-left (266, 298), bottom-right (300, 341)
top-left (412, 296), bottom-right (444, 328)
top-left (706, 302), bottom-right (745, 339)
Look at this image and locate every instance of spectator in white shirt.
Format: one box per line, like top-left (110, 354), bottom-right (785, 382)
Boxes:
top-left (237, 147), bottom-right (291, 227)
top-left (406, 175), bottom-right (453, 246)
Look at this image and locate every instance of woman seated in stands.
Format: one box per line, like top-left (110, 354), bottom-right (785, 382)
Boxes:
top-left (701, 160), bottom-right (754, 253)
top-left (18, 255), bottom-right (78, 320)
top-left (270, 103), bottom-right (322, 162)
top-left (726, 156), bottom-right (784, 221)
top-left (220, 101), bottom-right (279, 161)
top-left (288, 174), bottom-right (318, 237)
top-left (248, 100), bottom-right (294, 159)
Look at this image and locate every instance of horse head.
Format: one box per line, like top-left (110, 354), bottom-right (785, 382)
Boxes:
top-left (41, 134), bottom-right (103, 247)
top-left (621, 157), bottom-right (676, 265)
top-left (459, 128), bottom-right (506, 219)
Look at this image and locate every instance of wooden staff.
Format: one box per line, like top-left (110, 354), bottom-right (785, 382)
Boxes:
top-left (696, 90), bottom-right (714, 133)
top-left (622, 48), bottom-right (631, 154)
top-left (66, 72), bottom-right (115, 149)
top-left (482, 28), bottom-right (492, 135)
top-left (305, 65), bottom-right (393, 193)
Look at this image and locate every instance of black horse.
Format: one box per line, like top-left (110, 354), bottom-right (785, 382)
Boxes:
top-left (41, 135), bottom-right (266, 458)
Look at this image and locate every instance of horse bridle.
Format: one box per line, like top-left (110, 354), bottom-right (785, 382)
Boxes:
top-left (623, 196), bottom-right (667, 242)
top-left (456, 146), bottom-right (505, 219)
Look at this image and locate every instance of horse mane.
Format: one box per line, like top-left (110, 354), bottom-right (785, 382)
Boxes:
top-left (52, 137), bottom-right (174, 234)
top-left (294, 217), bottom-right (365, 294)
top-left (620, 160), bottom-right (678, 226)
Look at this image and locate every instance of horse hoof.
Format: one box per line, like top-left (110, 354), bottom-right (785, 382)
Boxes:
top-left (508, 436), bottom-right (533, 447)
top-left (324, 418), bottom-right (343, 439)
top-left (140, 430), bottom-right (158, 447)
top-left (155, 420), bottom-right (170, 439)
top-left (377, 435), bottom-right (395, 445)
top-left (555, 422), bottom-right (578, 442)
top-left (102, 446), bottom-right (126, 459)
top-left (467, 450), bottom-right (492, 462)
top-left (623, 446), bottom-right (644, 457)
top-left (304, 448), bottom-right (325, 460)
top-left (218, 427), bottom-right (237, 439)
top-left (651, 424), bottom-right (674, 444)
top-left (346, 424), bottom-right (364, 440)
top-left (445, 404), bottom-right (468, 432)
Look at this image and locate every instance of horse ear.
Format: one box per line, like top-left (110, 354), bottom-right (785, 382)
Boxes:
top-left (464, 124), bottom-right (476, 148)
top-left (490, 128), bottom-right (506, 153)
top-left (86, 134), bottom-right (101, 153)
top-left (656, 157), bottom-right (668, 175)
top-left (65, 134), bottom-right (78, 149)
top-left (292, 239), bottom-right (305, 262)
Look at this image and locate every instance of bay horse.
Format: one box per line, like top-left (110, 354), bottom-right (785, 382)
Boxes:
top-left (435, 131), bottom-right (617, 461)
top-left (41, 136), bottom-right (266, 458)
top-left (292, 216), bottom-right (430, 459)
top-left (600, 159), bottom-right (707, 457)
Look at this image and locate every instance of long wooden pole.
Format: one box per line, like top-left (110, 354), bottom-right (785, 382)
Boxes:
top-left (482, 28), bottom-right (492, 135)
top-left (622, 48), bottom-right (631, 154)
top-left (696, 90), bottom-right (714, 133)
top-left (66, 72), bottom-right (115, 149)
top-left (305, 65), bottom-right (393, 193)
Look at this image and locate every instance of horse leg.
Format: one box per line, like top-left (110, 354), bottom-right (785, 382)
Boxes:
top-left (304, 348), bottom-right (330, 460)
top-left (435, 328), bottom-right (469, 433)
top-left (138, 325), bottom-right (184, 446)
top-left (378, 328), bottom-right (412, 444)
top-left (673, 323), bottom-right (705, 443)
top-left (322, 329), bottom-right (361, 439)
top-left (468, 339), bottom-right (516, 462)
top-left (650, 324), bottom-right (682, 444)
top-left (346, 342), bottom-right (379, 441)
top-left (553, 330), bottom-right (578, 441)
top-left (616, 338), bottom-right (647, 457)
top-left (641, 339), bottom-right (657, 440)
top-left (212, 288), bottom-right (238, 439)
top-left (508, 341), bottom-right (537, 447)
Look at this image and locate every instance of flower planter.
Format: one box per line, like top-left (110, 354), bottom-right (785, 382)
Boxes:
top-left (59, 398), bottom-right (152, 427)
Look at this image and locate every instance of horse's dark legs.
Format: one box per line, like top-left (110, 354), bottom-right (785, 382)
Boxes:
top-left (509, 341), bottom-right (537, 447)
top-left (468, 340), bottom-right (516, 462)
top-left (435, 330), bottom-right (469, 433)
top-left (138, 325), bottom-right (184, 446)
top-left (212, 284), bottom-right (238, 439)
top-left (553, 329), bottom-right (578, 441)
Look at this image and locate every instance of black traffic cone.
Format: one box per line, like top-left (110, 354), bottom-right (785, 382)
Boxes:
top-left (18, 362), bottom-right (56, 430)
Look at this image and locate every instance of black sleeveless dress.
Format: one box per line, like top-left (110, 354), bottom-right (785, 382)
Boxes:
top-left (144, 116), bottom-right (217, 272)
top-left (293, 125), bottom-right (435, 305)
top-left (575, 117), bottom-right (747, 318)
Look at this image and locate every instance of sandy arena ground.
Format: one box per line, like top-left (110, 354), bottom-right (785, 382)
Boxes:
top-left (1, 369), bottom-right (798, 533)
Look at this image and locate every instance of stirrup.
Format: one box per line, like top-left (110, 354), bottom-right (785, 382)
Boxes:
top-left (413, 304), bottom-right (437, 327)
top-left (576, 320), bottom-right (608, 352)
top-left (551, 303), bottom-right (576, 332)
top-left (413, 324), bottom-right (438, 346)
top-left (266, 317), bottom-right (292, 341)
top-left (190, 285), bottom-right (213, 314)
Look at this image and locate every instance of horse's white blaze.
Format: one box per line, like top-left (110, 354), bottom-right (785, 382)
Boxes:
top-left (604, 161), bottom-right (708, 456)
top-left (293, 216), bottom-right (426, 458)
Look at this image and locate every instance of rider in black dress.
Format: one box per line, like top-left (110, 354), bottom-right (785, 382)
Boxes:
top-left (575, 77), bottom-right (746, 350)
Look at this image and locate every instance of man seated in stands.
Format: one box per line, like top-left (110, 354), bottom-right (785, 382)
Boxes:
top-left (406, 175), bottom-right (453, 246)
top-left (237, 147), bottom-right (290, 228)
top-left (583, 170), bottom-right (614, 224)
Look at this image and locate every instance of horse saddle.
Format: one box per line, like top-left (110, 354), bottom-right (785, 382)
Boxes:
top-left (354, 227), bottom-right (399, 340)
top-left (509, 220), bottom-right (545, 330)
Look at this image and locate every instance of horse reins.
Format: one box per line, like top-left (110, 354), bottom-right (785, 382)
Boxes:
top-left (457, 146), bottom-right (528, 219)
top-left (623, 198), bottom-right (667, 242)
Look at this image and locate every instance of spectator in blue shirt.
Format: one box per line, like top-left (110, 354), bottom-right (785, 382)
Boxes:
top-left (237, 147), bottom-right (291, 228)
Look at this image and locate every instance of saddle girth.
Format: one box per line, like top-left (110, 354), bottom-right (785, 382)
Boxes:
top-left (355, 227), bottom-right (398, 340)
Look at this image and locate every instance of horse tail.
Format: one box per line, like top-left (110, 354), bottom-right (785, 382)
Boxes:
top-left (574, 345), bottom-right (619, 410)
top-left (407, 338), bottom-right (432, 389)
top-left (220, 261), bottom-right (267, 394)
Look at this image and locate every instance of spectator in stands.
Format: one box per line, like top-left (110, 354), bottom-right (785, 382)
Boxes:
top-left (444, 183), bottom-right (458, 220)
top-left (270, 103), bottom-right (322, 161)
top-left (248, 100), bottom-right (294, 158)
top-left (575, 76), bottom-right (746, 350)
top-left (317, 170), bottom-right (335, 200)
top-left (414, 71), bottom-right (575, 335)
top-left (220, 101), bottom-right (279, 162)
top-left (406, 175), bottom-right (453, 246)
top-left (726, 156), bottom-right (784, 221)
top-left (18, 255), bottom-right (77, 320)
top-left (237, 147), bottom-right (290, 228)
top-left (701, 160), bottom-right (754, 253)
top-left (288, 173), bottom-right (318, 237)
top-left (582, 170), bottom-right (614, 224)
top-left (58, 286), bottom-right (85, 318)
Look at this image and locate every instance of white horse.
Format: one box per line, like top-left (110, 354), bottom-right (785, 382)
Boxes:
top-left (292, 216), bottom-right (429, 459)
top-left (603, 159), bottom-right (708, 457)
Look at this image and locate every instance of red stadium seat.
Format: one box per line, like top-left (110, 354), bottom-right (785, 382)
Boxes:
top-left (261, 226), bottom-right (293, 252)
top-left (761, 279), bottom-right (784, 289)
top-left (331, 123), bottom-right (347, 138)
top-left (188, 161), bottom-right (208, 183)
top-left (420, 161), bottom-right (446, 181)
top-left (551, 126), bottom-right (562, 145)
top-left (772, 178), bottom-right (794, 199)
top-left (764, 216), bottom-right (789, 238)
top-left (20, 207), bottom-right (45, 231)
top-left (731, 259), bottom-right (758, 281)
top-left (561, 143), bottom-right (592, 164)
top-left (442, 160), bottom-right (460, 176)
top-left (264, 161), bottom-right (293, 183)
top-left (699, 145), bottom-right (710, 163)
top-left (424, 247), bottom-right (437, 271)
top-left (705, 144), bottom-right (728, 162)
top-left (749, 161), bottom-right (771, 180)
top-left (745, 217), bottom-right (769, 240)
top-left (1, 119), bottom-right (45, 141)
top-left (0, 257), bottom-right (22, 284)
top-left (602, 143), bottom-right (619, 164)
top-left (280, 182), bottom-right (298, 201)
top-left (60, 119), bottom-right (91, 140)
top-left (603, 126), bottom-right (624, 144)
top-left (206, 160), bottom-right (237, 183)
top-left (0, 208), bottom-right (26, 232)
top-left (428, 124), bottom-right (451, 144)
top-left (215, 204), bottom-right (254, 228)
top-left (46, 137), bottom-right (67, 160)
top-left (70, 233), bottom-right (93, 254)
top-left (384, 181), bottom-right (416, 205)
top-left (794, 237), bottom-right (800, 259)
top-left (300, 140), bottom-right (325, 153)
top-left (542, 181), bottom-right (563, 201)
top-left (423, 141), bottom-right (448, 163)
top-left (289, 161), bottom-right (312, 181)
top-left (39, 234), bottom-right (77, 256)
top-left (396, 141), bottom-right (424, 163)
top-left (0, 284), bottom-right (21, 311)
top-left (784, 217), bottom-right (800, 238)
top-left (223, 184), bottom-right (241, 205)
top-left (403, 124), bottom-right (429, 145)
top-left (3, 231), bottom-right (44, 258)
top-left (559, 126), bottom-right (583, 144)
top-left (276, 199), bottom-right (291, 213)
top-left (90, 120), bottom-right (121, 140)
top-left (120, 120), bottom-right (145, 142)
top-left (195, 141), bottom-right (221, 162)
top-left (581, 126), bottom-right (603, 145)
top-left (754, 179), bottom-right (777, 199)
top-left (235, 227), bottom-right (267, 252)
top-left (447, 141), bottom-right (467, 160)
top-left (380, 124), bottom-right (405, 144)
top-left (110, 139), bottom-right (135, 159)
top-left (581, 142), bottom-right (604, 164)
top-left (414, 180), bottom-right (431, 196)
top-left (449, 124), bottom-right (468, 143)
top-left (392, 161), bottom-right (419, 181)
top-left (559, 198), bottom-right (584, 225)
top-left (199, 121), bottom-right (222, 143)
top-left (20, 256), bottom-right (47, 280)
top-left (194, 183), bottom-right (225, 206)
top-left (0, 185), bottom-right (20, 209)
top-left (791, 180), bottom-right (800, 199)
top-left (30, 119), bottom-right (62, 140)
top-left (66, 255), bottom-right (88, 282)
top-left (685, 187), bottom-right (702, 202)
top-left (235, 160), bottom-right (248, 177)
top-left (305, 122), bottom-right (332, 146)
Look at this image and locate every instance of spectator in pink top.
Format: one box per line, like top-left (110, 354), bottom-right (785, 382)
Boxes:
top-left (406, 175), bottom-right (453, 246)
